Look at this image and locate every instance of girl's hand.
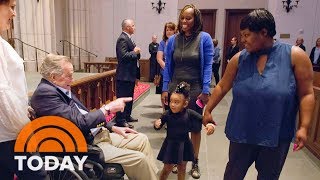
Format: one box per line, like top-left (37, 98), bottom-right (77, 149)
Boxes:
top-left (197, 93), bottom-right (209, 105)
top-left (205, 123), bottom-right (215, 135)
top-left (154, 119), bottom-right (162, 129)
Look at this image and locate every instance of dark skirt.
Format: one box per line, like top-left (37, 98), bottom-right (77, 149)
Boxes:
top-left (157, 138), bottom-right (194, 164)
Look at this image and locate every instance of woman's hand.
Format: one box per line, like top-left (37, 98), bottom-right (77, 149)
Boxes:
top-left (203, 110), bottom-right (214, 126)
top-left (294, 127), bottom-right (308, 151)
top-left (161, 92), bottom-right (169, 106)
top-left (197, 93), bottom-right (209, 105)
top-left (27, 106), bottom-right (36, 120)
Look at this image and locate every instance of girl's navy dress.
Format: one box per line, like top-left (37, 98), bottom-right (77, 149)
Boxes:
top-left (155, 109), bottom-right (202, 164)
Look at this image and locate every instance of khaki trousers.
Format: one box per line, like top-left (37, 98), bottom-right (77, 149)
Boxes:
top-left (94, 130), bottom-right (158, 180)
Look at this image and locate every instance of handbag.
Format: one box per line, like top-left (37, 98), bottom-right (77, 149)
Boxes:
top-left (153, 75), bottom-right (161, 87)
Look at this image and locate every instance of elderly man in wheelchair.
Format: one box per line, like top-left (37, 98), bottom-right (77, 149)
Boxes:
top-left (30, 54), bottom-right (158, 180)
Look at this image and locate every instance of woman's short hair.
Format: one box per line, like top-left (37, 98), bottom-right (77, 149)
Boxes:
top-left (0, 0), bottom-right (10, 5)
top-left (40, 54), bottom-right (71, 80)
top-left (177, 4), bottom-right (203, 36)
top-left (240, 9), bottom-right (276, 37)
top-left (162, 22), bottom-right (177, 41)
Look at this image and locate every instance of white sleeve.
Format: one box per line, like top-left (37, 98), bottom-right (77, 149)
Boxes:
top-left (0, 39), bottom-right (29, 135)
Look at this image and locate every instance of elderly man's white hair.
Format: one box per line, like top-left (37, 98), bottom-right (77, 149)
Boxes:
top-left (40, 54), bottom-right (71, 80)
top-left (121, 19), bottom-right (133, 30)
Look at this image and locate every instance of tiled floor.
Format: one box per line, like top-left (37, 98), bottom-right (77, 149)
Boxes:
top-left (130, 84), bottom-right (320, 180)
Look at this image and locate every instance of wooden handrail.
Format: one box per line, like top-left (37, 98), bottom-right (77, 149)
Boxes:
top-left (60, 40), bottom-right (98, 70)
top-left (10, 38), bottom-right (50, 72)
top-left (72, 69), bottom-right (116, 86)
top-left (71, 69), bottom-right (116, 109)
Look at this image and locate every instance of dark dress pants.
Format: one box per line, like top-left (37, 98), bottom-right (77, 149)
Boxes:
top-left (149, 57), bottom-right (157, 82)
top-left (0, 140), bottom-right (48, 180)
top-left (115, 80), bottom-right (135, 124)
top-left (212, 62), bottom-right (220, 84)
top-left (224, 141), bottom-right (290, 180)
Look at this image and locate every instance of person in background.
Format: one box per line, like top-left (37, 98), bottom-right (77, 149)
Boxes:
top-left (309, 37), bottom-right (320, 66)
top-left (295, 37), bottom-right (306, 51)
top-left (115, 19), bottom-right (141, 128)
top-left (212, 39), bottom-right (221, 85)
top-left (31, 54), bottom-right (158, 180)
top-left (149, 35), bottom-right (159, 82)
top-left (226, 36), bottom-right (239, 63)
top-left (0, 0), bottom-right (48, 179)
top-left (203, 9), bottom-right (314, 180)
top-left (161, 4), bottom-right (214, 179)
top-left (156, 22), bottom-right (177, 109)
top-left (154, 82), bottom-right (215, 180)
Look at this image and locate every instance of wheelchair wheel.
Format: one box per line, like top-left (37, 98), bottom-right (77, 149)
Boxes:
top-left (44, 157), bottom-right (89, 180)
top-left (82, 159), bottom-right (104, 180)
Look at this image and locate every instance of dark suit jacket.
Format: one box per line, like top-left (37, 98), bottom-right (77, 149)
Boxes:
top-left (298, 44), bottom-right (306, 51)
top-left (226, 45), bottom-right (240, 60)
top-left (310, 47), bottom-right (320, 65)
top-left (30, 78), bottom-right (113, 142)
top-left (116, 32), bottom-right (140, 82)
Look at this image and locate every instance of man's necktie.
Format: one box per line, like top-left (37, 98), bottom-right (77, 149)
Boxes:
top-left (131, 38), bottom-right (136, 46)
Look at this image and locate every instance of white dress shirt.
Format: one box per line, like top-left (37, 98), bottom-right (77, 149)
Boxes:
top-left (56, 86), bottom-right (88, 115)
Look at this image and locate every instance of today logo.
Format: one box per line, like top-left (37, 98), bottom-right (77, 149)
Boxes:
top-left (14, 116), bottom-right (88, 171)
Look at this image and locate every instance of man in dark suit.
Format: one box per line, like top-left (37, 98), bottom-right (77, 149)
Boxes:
top-left (31, 54), bottom-right (158, 180)
top-left (226, 36), bottom-right (240, 63)
top-left (115, 19), bottom-right (141, 128)
top-left (148, 35), bottom-right (159, 82)
top-left (296, 37), bottom-right (306, 51)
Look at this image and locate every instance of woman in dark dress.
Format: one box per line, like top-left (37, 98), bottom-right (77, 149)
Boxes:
top-left (155, 82), bottom-right (215, 180)
top-left (161, 4), bottom-right (214, 178)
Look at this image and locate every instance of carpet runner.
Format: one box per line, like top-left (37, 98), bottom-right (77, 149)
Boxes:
top-left (105, 82), bottom-right (150, 122)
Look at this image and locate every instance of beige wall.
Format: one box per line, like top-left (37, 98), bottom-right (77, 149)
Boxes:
top-left (178, 0), bottom-right (267, 57)
top-left (14, 0), bottom-right (320, 72)
top-left (268, 0), bottom-right (320, 54)
top-left (88, 0), bottom-right (178, 60)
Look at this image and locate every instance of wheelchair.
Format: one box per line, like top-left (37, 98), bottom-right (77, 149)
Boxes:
top-left (44, 145), bottom-right (125, 180)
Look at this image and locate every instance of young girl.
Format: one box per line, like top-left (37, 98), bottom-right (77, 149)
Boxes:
top-left (154, 82), bottom-right (215, 180)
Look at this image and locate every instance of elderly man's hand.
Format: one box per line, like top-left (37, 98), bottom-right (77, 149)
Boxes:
top-left (105, 97), bottom-right (132, 113)
top-left (112, 126), bottom-right (138, 138)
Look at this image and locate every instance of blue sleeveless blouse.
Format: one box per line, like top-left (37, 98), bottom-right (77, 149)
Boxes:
top-left (225, 41), bottom-right (299, 147)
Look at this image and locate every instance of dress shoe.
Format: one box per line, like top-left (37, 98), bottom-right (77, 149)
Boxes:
top-left (116, 122), bottom-right (134, 129)
top-left (127, 116), bottom-right (138, 122)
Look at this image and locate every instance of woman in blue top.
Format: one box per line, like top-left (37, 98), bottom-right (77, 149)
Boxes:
top-left (204, 9), bottom-right (315, 180)
top-left (161, 4), bottom-right (214, 179)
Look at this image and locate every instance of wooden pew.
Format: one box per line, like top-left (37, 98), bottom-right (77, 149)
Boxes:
top-left (305, 69), bottom-right (320, 159)
top-left (83, 62), bottom-right (118, 73)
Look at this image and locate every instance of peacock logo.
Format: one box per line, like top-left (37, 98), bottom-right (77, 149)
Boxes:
top-left (14, 116), bottom-right (87, 153)
top-left (14, 116), bottom-right (88, 171)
